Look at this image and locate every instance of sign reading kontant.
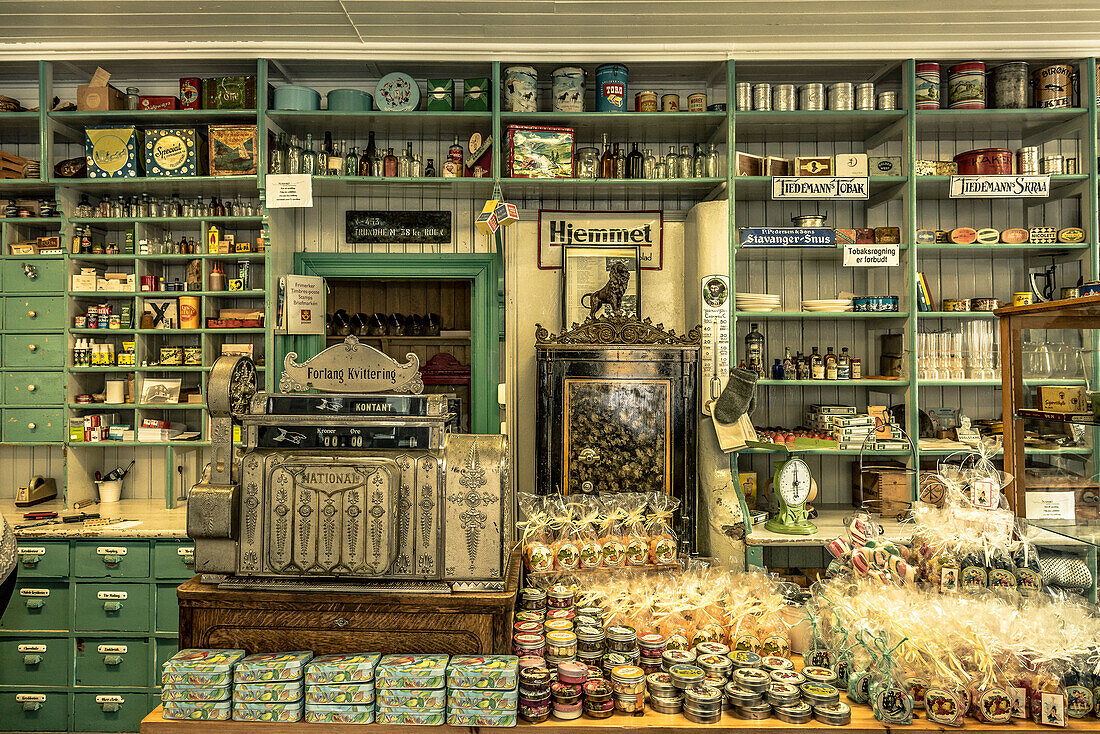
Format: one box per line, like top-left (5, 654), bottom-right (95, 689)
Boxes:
top-left (346, 210), bottom-right (452, 244)
top-left (538, 210), bottom-right (663, 269)
top-left (772, 177), bottom-right (869, 200)
top-left (949, 175), bottom-right (1051, 198)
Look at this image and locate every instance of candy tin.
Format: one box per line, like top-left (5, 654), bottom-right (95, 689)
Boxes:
top-left (813, 700), bottom-right (852, 726)
top-left (852, 295), bottom-right (899, 312)
top-left (942, 299), bottom-right (970, 312)
top-left (733, 701), bottom-right (772, 720)
top-left (543, 618), bottom-right (573, 633)
top-left (730, 650), bottom-right (761, 668)
top-left (234, 651), bottom-right (313, 683)
top-left (514, 621), bottom-right (542, 635)
top-left (613, 691), bottom-right (645, 713)
top-left (724, 684), bottom-right (763, 707)
top-left (694, 641), bottom-right (730, 657)
top-left (233, 680), bottom-right (304, 703)
top-left (704, 674), bottom-right (728, 689)
top-left (685, 683), bottom-right (723, 708)
top-left (519, 695), bottom-right (551, 722)
top-left (686, 708), bottom-right (724, 724)
top-left (163, 700), bottom-right (231, 721)
top-left (650, 694), bottom-right (683, 714)
top-left (646, 671), bottom-right (677, 696)
top-left (800, 681), bottom-right (841, 705)
top-left (760, 655), bottom-right (792, 672)
top-left (662, 649), bottom-right (696, 670)
top-left (610, 665), bottom-right (646, 694)
top-left (374, 73), bottom-right (420, 112)
top-left (552, 701), bottom-right (583, 719)
top-left (801, 666), bottom-right (838, 684)
top-left (546, 631), bottom-right (577, 658)
top-left (447, 655), bottom-right (518, 689)
top-left (514, 611), bottom-right (543, 623)
top-left (448, 687), bottom-right (518, 711)
top-left (770, 669), bottom-right (805, 686)
top-left (915, 229), bottom-right (936, 244)
top-left (767, 681), bottom-right (802, 706)
top-left (160, 684), bottom-right (231, 702)
top-left (556, 661), bottom-right (589, 685)
top-left (377, 688), bottom-right (447, 708)
top-left (448, 710), bottom-right (518, 727)
top-left (518, 666), bottom-right (550, 689)
top-left (517, 655), bottom-right (544, 671)
top-left (949, 226), bottom-right (977, 244)
top-left (1030, 226), bottom-right (1058, 244)
top-left (305, 683), bottom-right (375, 704)
top-left (375, 710), bottom-right (446, 725)
top-left (162, 649), bottom-right (246, 686)
top-left (232, 701), bottom-right (304, 722)
top-left (376, 654), bottom-right (449, 689)
top-left (976, 227), bottom-right (1000, 244)
top-left (1059, 227), bottom-right (1086, 243)
top-left (304, 704), bottom-right (374, 724)
top-left (972, 298), bottom-right (1002, 311)
top-left (550, 680), bottom-right (583, 700)
top-left (733, 667), bottom-right (770, 692)
top-left (519, 586), bottom-right (547, 608)
top-left (669, 664), bottom-right (705, 689)
top-left (697, 654), bottom-right (732, 676)
top-left (545, 608), bottom-right (574, 622)
top-left (954, 147), bottom-right (1012, 175)
top-left (777, 701), bottom-right (813, 724)
top-left (997, 227), bottom-right (1028, 244)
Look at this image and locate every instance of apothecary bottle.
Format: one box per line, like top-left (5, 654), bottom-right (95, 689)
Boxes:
top-left (301, 133), bottom-right (318, 175)
top-left (286, 135), bottom-right (301, 174)
top-left (655, 156), bottom-right (668, 179)
top-left (425, 158), bottom-right (436, 177)
top-left (76, 194), bottom-right (93, 218)
top-left (411, 154), bottom-right (423, 178)
top-left (666, 146), bottom-right (679, 178)
top-left (838, 348), bottom-right (851, 379)
top-left (810, 347), bottom-right (824, 380)
top-left (643, 148), bottom-right (656, 179)
top-left (706, 144), bottom-right (720, 178)
top-left (383, 148), bottom-right (398, 177)
top-left (627, 143), bottom-right (644, 179)
top-left (745, 323), bottom-right (765, 377)
top-left (599, 134), bottom-right (614, 179)
top-left (678, 145), bottom-right (693, 178)
top-left (693, 144), bottom-right (705, 178)
top-left (613, 144), bottom-right (626, 178)
top-left (328, 141), bottom-right (344, 176)
top-left (344, 147), bottom-right (359, 176)
top-left (576, 147), bottom-right (600, 179)
top-left (825, 347), bottom-right (838, 380)
top-left (398, 142), bottom-right (413, 177)
top-left (269, 133), bottom-right (285, 174)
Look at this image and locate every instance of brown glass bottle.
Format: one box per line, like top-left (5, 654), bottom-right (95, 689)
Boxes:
top-left (627, 142), bottom-right (644, 179)
top-left (599, 133), bottom-right (613, 179)
top-left (383, 148), bottom-right (398, 177)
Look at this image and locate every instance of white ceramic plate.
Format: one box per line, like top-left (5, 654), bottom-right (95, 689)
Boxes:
top-left (738, 306), bottom-right (779, 312)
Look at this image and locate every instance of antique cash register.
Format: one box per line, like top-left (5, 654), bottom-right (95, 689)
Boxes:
top-left (188, 336), bottom-right (510, 592)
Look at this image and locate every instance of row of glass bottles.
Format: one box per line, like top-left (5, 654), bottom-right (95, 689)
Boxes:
top-left (75, 193), bottom-right (259, 219)
top-left (269, 132), bottom-right (464, 178)
top-left (575, 135), bottom-right (721, 179)
top-left (743, 323), bottom-right (859, 380)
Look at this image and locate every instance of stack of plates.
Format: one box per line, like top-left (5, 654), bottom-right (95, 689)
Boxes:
top-left (801, 299), bottom-right (852, 313)
top-left (737, 293), bottom-right (781, 312)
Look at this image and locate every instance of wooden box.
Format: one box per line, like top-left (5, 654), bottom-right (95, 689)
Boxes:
top-left (852, 460), bottom-right (911, 518)
top-left (0, 150), bottom-right (27, 179)
top-left (208, 124), bottom-right (257, 176)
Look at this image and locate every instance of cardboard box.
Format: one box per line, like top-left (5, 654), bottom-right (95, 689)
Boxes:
top-left (140, 95), bottom-right (180, 111)
top-left (208, 125), bottom-right (257, 176)
top-left (144, 128), bottom-right (206, 177)
top-left (794, 156), bottom-right (832, 176)
top-left (880, 333), bottom-right (904, 357)
top-left (463, 78), bottom-right (491, 111)
top-left (764, 156), bottom-right (790, 176)
top-left (86, 126), bottom-right (142, 178)
top-left (739, 472), bottom-right (757, 504)
top-left (426, 79), bottom-right (454, 111)
top-left (735, 151), bottom-right (763, 176)
top-left (834, 153), bottom-right (868, 177)
top-left (77, 67), bottom-right (127, 111)
top-left (71, 274), bottom-right (96, 291)
top-left (869, 156), bottom-right (903, 176)
top-left (1037, 385), bottom-right (1087, 413)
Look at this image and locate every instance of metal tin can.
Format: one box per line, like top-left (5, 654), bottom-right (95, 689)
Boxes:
top-left (800, 83), bottom-right (825, 110)
top-left (634, 91), bottom-right (658, 112)
top-left (1066, 158), bottom-right (1078, 174)
top-left (687, 93), bottom-right (707, 112)
top-left (184, 346), bottom-right (203, 365)
top-left (595, 63), bottom-right (628, 112)
top-left (661, 93), bottom-right (680, 111)
top-left (914, 62), bottom-right (941, 109)
top-left (1034, 64), bottom-right (1074, 108)
top-left (1080, 282), bottom-right (1100, 296)
top-left (552, 67), bottom-right (585, 112)
top-left (877, 91), bottom-right (898, 110)
top-left (971, 298), bottom-right (1002, 311)
top-left (772, 84), bottom-right (796, 111)
top-left (752, 83), bottom-right (772, 110)
top-left (1061, 287), bottom-right (1080, 300)
top-left (504, 66), bottom-right (538, 112)
top-left (160, 347), bottom-right (183, 365)
top-left (942, 299), bottom-right (971, 312)
top-left (827, 82), bottom-right (854, 110)
top-left (1012, 292), bottom-right (1033, 307)
top-left (1041, 155), bottom-right (1064, 174)
top-left (855, 83), bottom-right (875, 110)
top-left (735, 83), bottom-right (752, 111)
top-left (948, 61), bottom-right (986, 109)
top-left (1017, 145), bottom-right (1040, 174)
top-left (953, 147), bottom-right (1013, 175)
top-left (179, 77), bottom-right (201, 110)
top-left (991, 62), bottom-right (1029, 109)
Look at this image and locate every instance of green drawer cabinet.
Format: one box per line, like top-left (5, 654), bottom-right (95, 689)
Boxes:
top-left (74, 541), bottom-right (150, 579)
top-left (155, 640), bottom-right (178, 684)
top-left (75, 639), bottom-right (149, 688)
top-left (0, 638), bottom-right (69, 687)
top-left (0, 692), bottom-right (70, 732)
top-left (152, 542), bottom-right (195, 580)
top-left (16, 542), bottom-right (69, 578)
top-left (4, 409), bottom-right (64, 443)
top-left (5, 371), bottom-right (65, 406)
top-left (1, 581), bottom-right (70, 631)
top-left (75, 583), bottom-right (150, 632)
top-left (155, 585), bottom-right (179, 634)
top-left (1, 259), bottom-right (65, 294)
top-left (3, 334), bottom-right (64, 368)
top-left (3, 297), bottom-right (65, 332)
top-left (73, 693), bottom-right (149, 733)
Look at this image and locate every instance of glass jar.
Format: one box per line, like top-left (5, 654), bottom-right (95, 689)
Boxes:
top-left (126, 87), bottom-right (140, 110)
top-left (638, 633), bottom-right (667, 657)
top-left (514, 620), bottom-right (543, 635)
top-left (610, 665), bottom-right (646, 695)
top-left (546, 631), bottom-right (578, 659)
top-left (544, 619), bottom-right (573, 634)
top-left (606, 625), bottom-right (638, 653)
top-left (546, 608), bottom-right (574, 622)
top-left (547, 585), bottom-right (574, 609)
top-left (513, 632), bottom-right (546, 659)
top-left (515, 610), bottom-right (545, 623)
top-left (576, 625), bottom-right (605, 654)
top-left (575, 147), bottom-right (600, 179)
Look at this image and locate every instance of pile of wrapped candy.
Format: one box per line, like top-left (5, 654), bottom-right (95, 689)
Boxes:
top-left (519, 491), bottom-right (680, 572)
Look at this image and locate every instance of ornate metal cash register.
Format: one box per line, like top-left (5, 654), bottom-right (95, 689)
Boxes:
top-left (188, 336), bottom-right (511, 592)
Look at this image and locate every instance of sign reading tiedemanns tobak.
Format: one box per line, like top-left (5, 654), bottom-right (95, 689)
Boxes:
top-left (346, 210), bottom-right (452, 244)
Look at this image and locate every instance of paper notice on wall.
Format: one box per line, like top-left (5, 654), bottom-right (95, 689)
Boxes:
top-left (265, 174), bottom-right (313, 208)
top-left (1025, 491), bottom-right (1075, 522)
top-left (843, 244), bottom-right (899, 267)
top-left (284, 275), bottom-right (325, 334)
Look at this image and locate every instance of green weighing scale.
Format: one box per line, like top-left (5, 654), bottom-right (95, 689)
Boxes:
top-left (763, 455), bottom-right (818, 535)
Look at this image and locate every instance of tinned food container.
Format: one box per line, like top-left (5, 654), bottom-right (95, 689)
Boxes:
top-left (161, 648), bottom-right (246, 687)
top-left (634, 91), bottom-right (658, 111)
top-left (447, 655), bottom-right (519, 690)
top-left (304, 683), bottom-right (375, 705)
top-left (162, 700), bottom-right (231, 721)
top-left (303, 704), bottom-right (374, 724)
top-left (233, 680), bottom-right (304, 703)
top-left (377, 688), bottom-right (447, 708)
top-left (1034, 64), bottom-right (1075, 108)
top-left (232, 700), bottom-right (304, 722)
top-left (953, 147), bottom-right (1013, 175)
top-left (376, 653), bottom-right (449, 689)
top-left (160, 684), bottom-right (231, 702)
top-left (947, 61), bottom-right (986, 108)
top-left (233, 651), bottom-right (313, 683)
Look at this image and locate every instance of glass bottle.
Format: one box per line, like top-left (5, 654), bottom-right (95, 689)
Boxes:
top-left (97, 196), bottom-right (110, 217)
top-left (411, 154), bottom-right (423, 178)
top-left (745, 323), bottom-right (765, 378)
top-left (613, 144), bottom-right (625, 178)
top-left (301, 133), bottom-right (317, 175)
top-left (172, 195), bottom-right (183, 218)
top-left (810, 347), bottom-right (824, 380)
top-left (771, 359), bottom-right (784, 380)
top-left (138, 193), bottom-right (150, 218)
top-left (286, 134), bottom-right (302, 174)
top-left (678, 144), bottom-right (693, 178)
top-left (425, 158), bottom-right (436, 177)
top-left (383, 148), bottom-right (398, 177)
top-left (398, 142), bottom-right (414, 178)
top-left (693, 143), bottom-right (705, 178)
top-left (345, 146), bottom-right (359, 176)
top-left (111, 195), bottom-right (124, 218)
top-left (783, 347), bottom-right (796, 380)
top-left (666, 146), bottom-right (679, 178)
top-left (706, 143), bottom-right (720, 178)
top-left (328, 141), bottom-right (344, 176)
top-left (269, 132), bottom-right (285, 174)
top-left (318, 131), bottom-right (332, 175)
top-left (76, 194), bottom-right (93, 218)
top-left (215, 197), bottom-right (225, 217)
top-left (825, 347), bottom-right (838, 380)
top-left (599, 133), bottom-right (614, 179)
top-left (371, 153), bottom-right (384, 177)
top-left (444, 135), bottom-right (464, 178)
top-left (627, 142), bottom-right (644, 179)
top-left (365, 131), bottom-right (377, 176)
top-left (655, 156), bottom-right (668, 179)
top-left (643, 148), bottom-right (656, 179)
top-left (796, 352), bottom-right (809, 380)
top-left (838, 347), bottom-right (851, 380)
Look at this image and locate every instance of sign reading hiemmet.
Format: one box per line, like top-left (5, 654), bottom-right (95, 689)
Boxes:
top-left (538, 209), bottom-right (663, 269)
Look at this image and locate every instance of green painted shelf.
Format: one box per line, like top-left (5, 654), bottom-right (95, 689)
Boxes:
top-left (916, 311), bottom-right (996, 317)
top-left (915, 243), bottom-right (1091, 258)
top-left (913, 108), bottom-right (1087, 138)
top-left (49, 175), bottom-right (259, 195)
top-left (70, 216), bottom-right (262, 225)
top-left (737, 311), bottom-right (908, 319)
top-left (733, 110), bottom-right (907, 143)
top-left (267, 109), bottom-right (492, 139)
top-left (1, 216), bottom-right (63, 225)
top-left (50, 109), bottom-right (257, 124)
top-left (757, 378), bottom-right (909, 388)
top-left (736, 245), bottom-right (910, 261)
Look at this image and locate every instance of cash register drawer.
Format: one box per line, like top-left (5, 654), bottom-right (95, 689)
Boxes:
top-left (0, 638), bottom-right (69, 687)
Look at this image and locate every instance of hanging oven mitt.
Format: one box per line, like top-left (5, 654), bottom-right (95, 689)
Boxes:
top-left (713, 367), bottom-right (758, 425)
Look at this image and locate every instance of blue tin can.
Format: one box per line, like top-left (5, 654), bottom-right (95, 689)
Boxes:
top-left (327, 88), bottom-right (372, 111)
top-left (273, 85), bottom-right (321, 111)
top-left (552, 67), bottom-right (585, 112)
top-left (503, 66), bottom-right (538, 112)
top-left (595, 63), bottom-right (628, 112)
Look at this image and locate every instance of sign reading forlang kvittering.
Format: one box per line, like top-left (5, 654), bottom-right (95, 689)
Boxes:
top-left (346, 210), bottom-right (452, 244)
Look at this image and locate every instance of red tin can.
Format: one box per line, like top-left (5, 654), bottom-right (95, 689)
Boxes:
top-left (179, 78), bottom-right (201, 110)
top-left (947, 61), bottom-right (986, 109)
top-left (634, 91), bottom-right (658, 112)
top-left (953, 147), bottom-right (1013, 175)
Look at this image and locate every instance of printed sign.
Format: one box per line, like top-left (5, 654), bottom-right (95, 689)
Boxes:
top-left (20, 588), bottom-right (49, 597)
top-left (15, 694), bottom-right (46, 703)
top-left (17, 547), bottom-right (45, 555)
top-left (98, 645), bottom-right (128, 654)
top-left (949, 175), bottom-right (1051, 198)
top-left (279, 275), bottom-right (326, 335)
top-left (739, 227), bottom-right (836, 248)
top-left (772, 177), bottom-right (869, 200)
top-left (265, 173), bottom-right (314, 208)
top-left (97, 591), bottom-right (128, 600)
top-left (843, 244), bottom-right (899, 267)
top-left (700, 274), bottom-right (731, 416)
top-left (18, 644), bottom-right (46, 653)
top-left (1025, 491), bottom-right (1075, 521)
top-left (538, 210), bottom-right (663, 270)
top-left (346, 210), bottom-right (452, 244)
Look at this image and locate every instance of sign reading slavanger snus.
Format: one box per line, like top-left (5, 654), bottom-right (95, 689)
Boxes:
top-left (538, 209), bottom-right (663, 270)
top-left (346, 210), bottom-right (452, 244)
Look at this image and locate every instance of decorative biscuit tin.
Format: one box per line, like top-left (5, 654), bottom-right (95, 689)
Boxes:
top-left (948, 62), bottom-right (986, 109)
top-left (1059, 227), bottom-right (1086, 243)
top-left (1034, 64), bottom-right (1075, 108)
top-left (327, 89), bottom-right (372, 112)
top-left (914, 62), bottom-right (940, 109)
top-left (305, 683), bottom-right (376, 704)
top-left (86, 126), bottom-right (142, 178)
top-left (144, 128), bottom-right (206, 177)
top-left (954, 148), bottom-right (1013, 175)
top-left (463, 78), bottom-right (491, 111)
top-left (376, 688), bottom-right (447, 708)
top-left (234, 651), bottom-right (314, 683)
top-left (976, 227), bottom-right (1000, 244)
top-left (233, 680), bottom-right (304, 703)
top-left (449, 687), bottom-right (519, 710)
top-left (232, 700), bottom-right (303, 722)
top-left (305, 653), bottom-right (380, 684)
top-left (162, 649), bottom-right (246, 686)
top-left (503, 67), bottom-right (538, 112)
top-left (377, 654), bottom-right (450, 689)
top-left (991, 62), bottom-right (1029, 109)
top-left (208, 125), bottom-right (257, 176)
top-left (304, 704), bottom-right (375, 724)
top-left (202, 76), bottom-right (257, 109)
top-left (447, 655), bottom-right (519, 689)
top-left (425, 79), bottom-right (455, 111)
top-left (552, 68), bottom-right (585, 112)
top-left (505, 125), bottom-right (574, 178)
top-left (595, 63), bottom-right (628, 112)
top-left (160, 685), bottom-right (231, 702)
top-left (1030, 226), bottom-right (1057, 244)
top-left (273, 85), bottom-right (320, 111)
top-left (447, 710), bottom-right (518, 727)
top-left (376, 710), bottom-right (446, 725)
top-left (162, 700), bottom-right (231, 721)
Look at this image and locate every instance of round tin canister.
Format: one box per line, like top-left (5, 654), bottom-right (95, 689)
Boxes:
top-left (1066, 157), bottom-right (1078, 174)
top-left (552, 67), bottom-right (585, 112)
top-left (1041, 155), bottom-right (1065, 174)
top-left (178, 296), bottom-right (200, 329)
top-left (661, 93), bottom-right (680, 111)
top-left (1013, 292), bottom-right (1034, 306)
top-left (954, 147), bottom-right (1013, 175)
top-left (1034, 64), bottom-right (1074, 108)
top-left (772, 84), bottom-right (796, 111)
top-left (1017, 145), bottom-right (1041, 174)
top-left (827, 82), bottom-right (854, 110)
top-left (877, 91), bottom-right (898, 109)
top-left (504, 66), bottom-right (539, 112)
top-left (991, 62), bottom-right (1029, 108)
top-left (595, 63), bottom-right (628, 112)
top-left (914, 62), bottom-right (941, 109)
top-left (687, 93), bottom-right (707, 111)
top-left (972, 298), bottom-right (1002, 311)
top-left (752, 83), bottom-right (772, 110)
top-left (734, 82), bottom-right (752, 110)
top-left (160, 347), bottom-right (183, 365)
top-left (948, 61), bottom-right (986, 109)
top-left (942, 299), bottom-right (971, 312)
top-left (1062, 286), bottom-right (1081, 299)
top-left (855, 83), bottom-right (875, 110)
top-left (800, 83), bottom-right (825, 110)
top-left (634, 91), bottom-right (658, 112)
top-left (327, 88), bottom-right (372, 111)
top-left (184, 346), bottom-right (202, 365)
top-left (776, 702), bottom-right (813, 724)
top-left (274, 85), bottom-right (321, 111)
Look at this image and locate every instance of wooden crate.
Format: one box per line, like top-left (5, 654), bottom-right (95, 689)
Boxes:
top-left (0, 150), bottom-right (27, 179)
top-left (851, 460), bottom-right (911, 518)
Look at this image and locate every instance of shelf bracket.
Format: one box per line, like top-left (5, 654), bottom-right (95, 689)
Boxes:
top-left (865, 118), bottom-right (905, 151)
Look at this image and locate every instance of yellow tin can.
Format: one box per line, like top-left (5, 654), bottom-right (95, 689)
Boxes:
top-left (1012, 292), bottom-right (1033, 306)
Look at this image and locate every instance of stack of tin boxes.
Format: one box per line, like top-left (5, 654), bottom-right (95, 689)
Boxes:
top-left (446, 655), bottom-right (520, 727)
top-left (160, 649), bottom-right (245, 721)
top-left (376, 654), bottom-right (450, 725)
top-left (232, 651), bottom-right (314, 722)
top-left (303, 653), bottom-right (381, 723)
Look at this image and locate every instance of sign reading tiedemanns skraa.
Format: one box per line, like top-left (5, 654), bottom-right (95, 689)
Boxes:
top-left (772, 177), bottom-right (869, 200)
top-left (949, 175), bottom-right (1051, 198)
top-left (538, 210), bottom-right (663, 270)
top-left (346, 210), bottom-right (452, 244)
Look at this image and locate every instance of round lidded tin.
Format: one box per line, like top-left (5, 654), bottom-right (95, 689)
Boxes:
top-left (1013, 292), bottom-right (1034, 306)
top-left (610, 665), bottom-right (645, 695)
top-left (770, 669), bottom-right (805, 686)
top-left (733, 702), bottom-right (772, 720)
top-left (552, 67), bottom-right (585, 112)
top-left (661, 93), bottom-right (680, 111)
top-left (813, 701), bottom-right (852, 726)
top-left (518, 656), bottom-right (546, 672)
top-left (546, 609), bottom-right (574, 622)
top-left (724, 683), bottom-right (763, 708)
top-left (703, 674), bottom-right (727, 689)
top-left (687, 93), bottom-right (707, 111)
top-left (697, 654), bottom-right (732, 677)
top-left (991, 61), bottom-right (1029, 108)
top-left (520, 586), bottom-right (547, 609)
top-left (519, 697), bottom-right (551, 723)
top-left (977, 226), bottom-right (1001, 243)
top-left (827, 82), bottom-right (854, 110)
top-left (877, 91), bottom-right (898, 110)
top-left (766, 681), bottom-right (801, 707)
top-left (605, 625), bottom-right (637, 653)
top-left (503, 66), bottom-right (538, 112)
top-left (800, 83), bottom-right (825, 110)
top-left (582, 678), bottom-right (612, 701)
top-left (801, 666), bottom-right (838, 684)
top-left (647, 671), bottom-right (678, 696)
top-left (634, 91), bottom-right (658, 112)
top-left (612, 692), bottom-right (644, 714)
top-left (327, 88), bottom-right (372, 112)
top-left (576, 625), bottom-right (604, 654)
top-left (669, 664), bottom-right (706, 690)
top-left (662, 649), bottom-right (696, 670)
top-left (665, 633), bottom-right (689, 651)
top-left (1034, 64), bottom-right (1075, 108)
top-left (684, 683), bottom-right (723, 708)
top-left (734, 82), bottom-right (752, 110)
top-left (274, 85), bottom-right (321, 111)
top-left (550, 680), bottom-right (583, 700)
top-left (800, 681), bottom-right (841, 706)
top-left (915, 62), bottom-right (941, 109)
top-left (1041, 155), bottom-right (1065, 174)
top-left (772, 84), bottom-right (796, 111)
top-left (972, 298), bottom-right (1002, 311)
top-left (776, 701), bottom-right (813, 724)
top-left (638, 633), bottom-right (666, 653)
top-left (942, 299), bottom-right (971, 312)
top-left (595, 63), bottom-right (628, 112)
top-left (855, 82), bottom-right (876, 110)
top-left (583, 698), bottom-right (614, 719)
top-left (685, 707), bottom-right (724, 724)
top-left (954, 147), bottom-right (1013, 175)
top-left (733, 667), bottom-right (770, 692)
top-left (513, 620), bottom-right (542, 635)
top-left (694, 642), bottom-right (730, 657)
top-left (557, 661), bottom-right (589, 685)
top-left (544, 619), bottom-right (573, 633)
top-left (1017, 145), bottom-right (1041, 174)
top-left (546, 631), bottom-right (577, 658)
top-left (184, 347), bottom-right (202, 365)
top-left (752, 83), bottom-right (772, 110)
top-left (948, 61), bottom-right (986, 108)
top-left (547, 585), bottom-right (574, 608)
top-left (760, 655), bottom-right (793, 672)
top-left (1066, 157), bottom-right (1078, 174)
top-left (515, 610), bottom-right (544, 623)
top-left (729, 650), bottom-right (761, 669)
top-left (649, 696), bottom-right (683, 715)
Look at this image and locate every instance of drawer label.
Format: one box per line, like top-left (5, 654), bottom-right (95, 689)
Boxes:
top-left (177, 547), bottom-right (195, 557)
top-left (17, 547), bottom-right (45, 555)
top-left (17, 644), bottom-right (46, 653)
top-left (97, 644), bottom-right (127, 654)
top-left (96, 695), bottom-right (124, 705)
top-left (97, 591), bottom-right (127, 600)
top-left (96, 546), bottom-right (127, 556)
top-left (15, 694), bottom-right (46, 703)
top-left (19, 588), bottom-right (49, 597)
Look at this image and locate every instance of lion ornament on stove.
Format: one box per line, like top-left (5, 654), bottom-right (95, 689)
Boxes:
top-left (580, 260), bottom-right (631, 318)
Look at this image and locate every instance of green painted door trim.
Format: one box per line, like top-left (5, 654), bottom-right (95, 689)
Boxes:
top-left (288, 252), bottom-right (501, 435)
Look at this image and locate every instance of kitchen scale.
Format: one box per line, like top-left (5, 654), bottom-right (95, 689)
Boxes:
top-left (764, 456), bottom-right (817, 535)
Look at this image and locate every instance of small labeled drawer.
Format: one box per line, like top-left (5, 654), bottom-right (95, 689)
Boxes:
top-left (0, 581), bottom-right (70, 631)
top-left (4, 297), bottom-right (66, 331)
top-left (0, 692), bottom-right (70, 732)
top-left (74, 583), bottom-right (150, 632)
top-left (75, 638), bottom-right (150, 688)
top-left (0, 637), bottom-right (70, 687)
top-left (75, 541), bottom-right (150, 578)
top-left (74, 693), bottom-right (148, 733)
top-left (4, 409), bottom-right (63, 443)
top-left (2, 334), bottom-right (64, 368)
top-left (16, 541), bottom-right (69, 577)
top-left (5, 371), bottom-right (64, 406)
top-left (155, 584), bottom-right (180, 633)
top-left (1, 258), bottom-right (65, 294)
top-left (153, 541), bottom-right (195, 580)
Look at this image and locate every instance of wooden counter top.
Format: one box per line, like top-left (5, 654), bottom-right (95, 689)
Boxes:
top-left (2, 498), bottom-right (188, 538)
